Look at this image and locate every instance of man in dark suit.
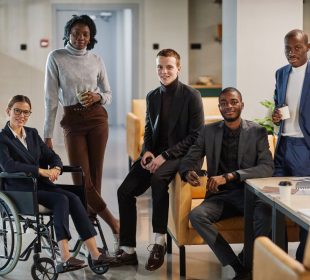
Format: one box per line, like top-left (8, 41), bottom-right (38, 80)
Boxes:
top-left (114, 49), bottom-right (204, 271)
top-left (179, 87), bottom-right (273, 280)
top-left (272, 29), bottom-right (310, 262)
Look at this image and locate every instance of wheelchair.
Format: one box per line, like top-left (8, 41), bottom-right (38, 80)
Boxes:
top-left (0, 166), bottom-right (110, 279)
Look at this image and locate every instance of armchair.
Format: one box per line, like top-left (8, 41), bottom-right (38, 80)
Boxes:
top-left (167, 135), bottom-right (298, 277)
top-left (253, 236), bottom-right (310, 280)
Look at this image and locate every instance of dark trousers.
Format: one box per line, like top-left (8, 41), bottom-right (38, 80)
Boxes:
top-left (38, 187), bottom-right (96, 242)
top-left (61, 103), bottom-right (109, 214)
top-left (274, 136), bottom-right (310, 262)
top-left (189, 188), bottom-right (271, 266)
top-left (118, 158), bottom-right (180, 247)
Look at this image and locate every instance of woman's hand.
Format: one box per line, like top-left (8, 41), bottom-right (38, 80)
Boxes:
top-left (39, 167), bottom-right (61, 182)
top-left (80, 92), bottom-right (101, 107)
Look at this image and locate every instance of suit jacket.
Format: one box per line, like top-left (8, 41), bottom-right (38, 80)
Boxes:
top-left (274, 60), bottom-right (310, 148)
top-left (179, 120), bottom-right (274, 185)
top-left (142, 81), bottom-right (204, 159)
top-left (0, 123), bottom-right (63, 190)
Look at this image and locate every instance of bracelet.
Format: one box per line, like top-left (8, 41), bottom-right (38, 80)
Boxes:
top-left (53, 166), bottom-right (61, 172)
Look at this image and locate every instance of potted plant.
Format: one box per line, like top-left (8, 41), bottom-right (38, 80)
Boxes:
top-left (254, 100), bottom-right (276, 135)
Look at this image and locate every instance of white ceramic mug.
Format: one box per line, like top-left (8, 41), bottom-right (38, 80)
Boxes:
top-left (279, 106), bottom-right (290, 120)
top-left (279, 184), bottom-right (291, 201)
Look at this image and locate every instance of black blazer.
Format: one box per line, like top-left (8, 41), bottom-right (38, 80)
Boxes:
top-left (142, 81), bottom-right (204, 159)
top-left (0, 123), bottom-right (63, 190)
top-left (179, 119), bottom-right (274, 181)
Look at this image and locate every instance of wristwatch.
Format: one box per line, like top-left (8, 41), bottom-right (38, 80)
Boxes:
top-left (161, 151), bottom-right (171, 160)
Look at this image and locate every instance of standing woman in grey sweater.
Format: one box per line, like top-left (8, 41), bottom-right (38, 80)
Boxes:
top-left (44, 15), bottom-right (119, 245)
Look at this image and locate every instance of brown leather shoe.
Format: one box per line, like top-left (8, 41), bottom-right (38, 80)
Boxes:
top-left (61, 257), bottom-right (87, 273)
top-left (145, 243), bottom-right (167, 271)
top-left (110, 249), bottom-right (138, 267)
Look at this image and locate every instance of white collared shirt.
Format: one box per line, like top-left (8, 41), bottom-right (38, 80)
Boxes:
top-left (8, 125), bottom-right (28, 149)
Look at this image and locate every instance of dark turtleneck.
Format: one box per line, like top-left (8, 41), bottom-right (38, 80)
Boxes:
top-left (155, 77), bottom-right (179, 154)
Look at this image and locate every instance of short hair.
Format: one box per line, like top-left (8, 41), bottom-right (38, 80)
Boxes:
top-left (219, 87), bottom-right (242, 101)
top-left (63, 14), bottom-right (97, 50)
top-left (284, 29), bottom-right (309, 45)
top-left (156, 49), bottom-right (181, 67)
top-left (7, 95), bottom-right (32, 110)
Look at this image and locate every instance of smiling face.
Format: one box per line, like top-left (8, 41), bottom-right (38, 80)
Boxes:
top-left (69, 23), bottom-right (91, 50)
top-left (7, 102), bottom-right (31, 131)
top-left (285, 33), bottom-right (310, 67)
top-left (218, 90), bottom-right (244, 122)
top-left (156, 56), bottom-right (180, 86)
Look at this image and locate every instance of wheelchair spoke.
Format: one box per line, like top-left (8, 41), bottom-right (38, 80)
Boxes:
top-left (0, 193), bottom-right (21, 275)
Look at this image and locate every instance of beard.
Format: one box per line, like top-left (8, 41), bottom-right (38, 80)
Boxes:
top-left (222, 111), bottom-right (241, 122)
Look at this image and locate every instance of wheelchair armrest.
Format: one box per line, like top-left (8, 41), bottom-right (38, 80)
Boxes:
top-left (62, 165), bottom-right (83, 173)
top-left (0, 172), bottom-right (29, 179)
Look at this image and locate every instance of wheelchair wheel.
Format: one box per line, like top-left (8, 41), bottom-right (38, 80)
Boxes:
top-left (0, 192), bottom-right (21, 275)
top-left (31, 257), bottom-right (58, 280)
top-left (87, 248), bottom-right (109, 275)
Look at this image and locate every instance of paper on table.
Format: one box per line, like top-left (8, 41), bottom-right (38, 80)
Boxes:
top-left (298, 209), bottom-right (310, 218)
top-left (261, 186), bottom-right (298, 194)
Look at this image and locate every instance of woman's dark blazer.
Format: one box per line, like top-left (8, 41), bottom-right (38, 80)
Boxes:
top-left (0, 122), bottom-right (63, 191)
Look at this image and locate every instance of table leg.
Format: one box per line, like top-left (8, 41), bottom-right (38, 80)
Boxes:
top-left (244, 183), bottom-right (255, 270)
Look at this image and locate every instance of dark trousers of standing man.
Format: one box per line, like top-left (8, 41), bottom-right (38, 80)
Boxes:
top-left (274, 136), bottom-right (310, 262)
top-left (118, 158), bottom-right (180, 247)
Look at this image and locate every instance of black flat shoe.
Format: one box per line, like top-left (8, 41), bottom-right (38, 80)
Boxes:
top-left (61, 257), bottom-right (87, 273)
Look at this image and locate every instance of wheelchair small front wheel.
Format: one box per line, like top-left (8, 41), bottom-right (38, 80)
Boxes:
top-left (0, 192), bottom-right (22, 275)
top-left (88, 248), bottom-right (109, 275)
top-left (31, 257), bottom-right (58, 280)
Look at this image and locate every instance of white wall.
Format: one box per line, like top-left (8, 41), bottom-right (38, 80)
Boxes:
top-left (188, 0), bottom-right (222, 85)
top-left (0, 0), bottom-right (189, 99)
top-left (223, 0), bottom-right (303, 121)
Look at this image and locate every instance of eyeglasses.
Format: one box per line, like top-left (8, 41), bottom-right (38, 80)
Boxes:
top-left (12, 108), bottom-right (32, 117)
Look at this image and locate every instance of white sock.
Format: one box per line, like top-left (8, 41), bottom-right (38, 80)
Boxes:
top-left (120, 246), bottom-right (135, 254)
top-left (155, 233), bottom-right (165, 246)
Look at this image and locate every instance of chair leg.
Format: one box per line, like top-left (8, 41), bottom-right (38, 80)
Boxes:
top-left (179, 245), bottom-right (186, 277)
top-left (167, 233), bottom-right (172, 254)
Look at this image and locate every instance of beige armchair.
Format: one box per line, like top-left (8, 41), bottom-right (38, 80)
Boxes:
top-left (126, 99), bottom-right (146, 168)
top-left (167, 135), bottom-right (298, 277)
top-left (253, 236), bottom-right (310, 280)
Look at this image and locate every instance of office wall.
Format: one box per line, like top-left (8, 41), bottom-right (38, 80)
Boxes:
top-left (223, 0), bottom-right (303, 121)
top-left (0, 0), bottom-right (189, 98)
top-left (189, 0), bottom-right (222, 85)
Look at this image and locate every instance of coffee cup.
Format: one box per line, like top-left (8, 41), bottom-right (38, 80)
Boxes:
top-left (278, 105), bottom-right (290, 120)
top-left (278, 180), bottom-right (292, 201)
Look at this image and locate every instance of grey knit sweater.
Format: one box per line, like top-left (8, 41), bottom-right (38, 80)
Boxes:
top-left (44, 43), bottom-right (112, 138)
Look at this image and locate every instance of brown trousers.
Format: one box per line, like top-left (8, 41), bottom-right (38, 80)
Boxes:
top-left (61, 103), bottom-right (108, 213)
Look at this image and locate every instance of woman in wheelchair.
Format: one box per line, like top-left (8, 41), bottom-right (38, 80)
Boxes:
top-left (0, 95), bottom-right (113, 271)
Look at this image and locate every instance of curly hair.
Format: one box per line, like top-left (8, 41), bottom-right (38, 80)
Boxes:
top-left (63, 14), bottom-right (97, 50)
